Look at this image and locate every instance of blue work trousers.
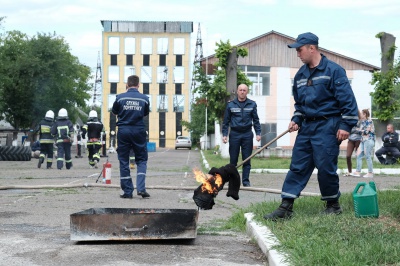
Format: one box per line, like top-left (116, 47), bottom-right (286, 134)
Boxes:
top-left (117, 126), bottom-right (148, 195)
top-left (282, 116), bottom-right (341, 201)
top-left (229, 130), bottom-right (253, 185)
top-left (87, 142), bottom-right (102, 167)
top-left (56, 142), bottom-right (72, 170)
top-left (39, 143), bottom-right (54, 168)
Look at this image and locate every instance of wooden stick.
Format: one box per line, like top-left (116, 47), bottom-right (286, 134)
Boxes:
top-left (236, 129), bottom-right (290, 168)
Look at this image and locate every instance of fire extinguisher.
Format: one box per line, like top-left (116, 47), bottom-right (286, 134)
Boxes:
top-left (102, 159), bottom-right (112, 184)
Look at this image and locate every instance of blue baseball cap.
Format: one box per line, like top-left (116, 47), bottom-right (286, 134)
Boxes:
top-left (288, 32), bottom-right (319, 48)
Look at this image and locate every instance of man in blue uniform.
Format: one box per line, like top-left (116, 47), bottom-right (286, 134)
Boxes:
top-left (264, 32), bottom-right (359, 220)
top-left (222, 84), bottom-right (261, 187)
top-left (112, 75), bottom-right (150, 199)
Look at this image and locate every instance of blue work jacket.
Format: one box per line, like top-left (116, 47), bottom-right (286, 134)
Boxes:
top-left (292, 54), bottom-right (359, 132)
top-left (222, 98), bottom-right (261, 136)
top-left (112, 88), bottom-right (150, 128)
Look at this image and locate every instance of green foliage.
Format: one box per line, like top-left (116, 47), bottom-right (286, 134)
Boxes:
top-left (180, 97), bottom-right (215, 145)
top-left (0, 30), bottom-right (92, 130)
top-left (370, 54), bottom-right (400, 121)
top-left (193, 40), bottom-right (251, 124)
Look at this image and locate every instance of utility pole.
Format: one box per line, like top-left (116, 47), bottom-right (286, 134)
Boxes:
top-left (92, 52), bottom-right (102, 108)
top-left (191, 23), bottom-right (204, 97)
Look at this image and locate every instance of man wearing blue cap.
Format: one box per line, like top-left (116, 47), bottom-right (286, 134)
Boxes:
top-left (264, 32), bottom-right (359, 220)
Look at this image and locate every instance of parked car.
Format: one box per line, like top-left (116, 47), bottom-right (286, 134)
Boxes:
top-left (175, 136), bottom-right (191, 150)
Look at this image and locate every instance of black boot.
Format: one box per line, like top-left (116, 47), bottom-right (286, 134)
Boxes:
top-left (322, 200), bottom-right (342, 215)
top-left (263, 199), bottom-right (294, 220)
top-left (38, 157), bottom-right (44, 168)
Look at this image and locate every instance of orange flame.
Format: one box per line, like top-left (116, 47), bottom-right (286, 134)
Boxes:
top-left (192, 168), bottom-right (223, 194)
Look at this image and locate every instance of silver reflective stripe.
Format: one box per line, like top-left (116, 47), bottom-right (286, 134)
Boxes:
top-left (118, 97), bottom-right (148, 104)
top-left (120, 176), bottom-right (131, 180)
top-left (312, 76), bottom-right (331, 81)
top-left (342, 115), bottom-right (359, 120)
top-left (321, 193), bottom-right (340, 200)
top-left (297, 78), bottom-right (307, 87)
top-left (137, 173), bottom-right (146, 176)
top-left (293, 111), bottom-right (303, 117)
top-left (281, 191), bottom-right (298, 198)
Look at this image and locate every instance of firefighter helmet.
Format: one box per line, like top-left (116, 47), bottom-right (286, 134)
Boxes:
top-left (58, 108), bottom-right (68, 118)
top-left (89, 110), bottom-right (97, 118)
top-left (45, 110), bottom-right (54, 119)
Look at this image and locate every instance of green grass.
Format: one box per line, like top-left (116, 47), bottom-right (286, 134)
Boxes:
top-left (226, 190), bottom-right (400, 266)
top-left (202, 151), bottom-right (400, 265)
top-left (203, 150), bottom-right (400, 170)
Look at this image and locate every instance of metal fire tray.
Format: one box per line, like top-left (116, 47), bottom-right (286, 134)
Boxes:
top-left (70, 208), bottom-right (199, 241)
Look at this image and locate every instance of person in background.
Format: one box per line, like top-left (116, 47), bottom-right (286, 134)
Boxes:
top-left (34, 110), bottom-right (55, 169)
top-left (375, 123), bottom-right (400, 165)
top-left (112, 75), bottom-right (150, 199)
top-left (343, 112), bottom-right (362, 176)
top-left (263, 32), bottom-right (359, 220)
top-left (351, 109), bottom-right (375, 178)
top-left (75, 125), bottom-right (83, 158)
top-left (51, 108), bottom-right (74, 170)
top-left (129, 149), bottom-right (136, 169)
top-left (82, 110), bottom-right (104, 169)
top-left (222, 84), bottom-right (261, 187)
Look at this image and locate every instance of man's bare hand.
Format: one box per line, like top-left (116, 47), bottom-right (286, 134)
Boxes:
top-left (337, 129), bottom-right (349, 141)
top-left (222, 136), bottom-right (228, 143)
top-left (288, 121), bottom-right (299, 132)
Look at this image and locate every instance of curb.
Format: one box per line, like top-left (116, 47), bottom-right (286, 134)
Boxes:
top-left (245, 213), bottom-right (290, 266)
top-left (200, 150), bottom-right (400, 175)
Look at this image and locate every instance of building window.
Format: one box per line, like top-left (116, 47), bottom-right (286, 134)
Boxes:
top-left (124, 37), bottom-right (135, 54)
top-left (141, 38), bottom-right (152, 55)
top-left (108, 66), bottom-right (119, 82)
top-left (159, 55), bottom-right (166, 66)
top-left (110, 83), bottom-right (117, 94)
top-left (157, 38), bottom-right (168, 54)
top-left (159, 84), bottom-right (166, 94)
top-left (126, 55), bottom-right (133, 65)
top-left (143, 83), bottom-right (150, 94)
top-left (157, 95), bottom-right (168, 112)
top-left (141, 66), bottom-right (152, 83)
top-left (108, 37), bottom-right (119, 54)
top-left (173, 66), bottom-right (184, 83)
top-left (174, 38), bottom-right (185, 55)
top-left (176, 55), bottom-right (182, 66)
top-left (242, 65), bottom-right (270, 96)
top-left (157, 66), bottom-right (168, 83)
top-left (143, 55), bottom-right (150, 66)
top-left (175, 84), bottom-right (182, 94)
top-left (110, 55), bottom-right (117, 66)
top-left (173, 95), bottom-right (184, 112)
top-left (124, 66), bottom-right (136, 83)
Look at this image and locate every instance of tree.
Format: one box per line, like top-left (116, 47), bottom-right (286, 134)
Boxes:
top-left (370, 32), bottom-right (399, 149)
top-left (182, 40), bottom-right (251, 145)
top-left (181, 97), bottom-right (214, 146)
top-left (193, 40), bottom-right (251, 124)
top-left (0, 30), bottom-right (92, 135)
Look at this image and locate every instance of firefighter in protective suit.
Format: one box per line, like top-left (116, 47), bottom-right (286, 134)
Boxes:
top-left (51, 108), bottom-right (74, 170)
top-left (81, 110), bottom-right (104, 169)
top-left (35, 110), bottom-right (55, 169)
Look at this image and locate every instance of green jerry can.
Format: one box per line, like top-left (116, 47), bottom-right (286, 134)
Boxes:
top-left (352, 181), bottom-right (379, 218)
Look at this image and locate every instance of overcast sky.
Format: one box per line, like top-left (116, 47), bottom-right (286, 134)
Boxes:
top-left (2, 0), bottom-right (400, 74)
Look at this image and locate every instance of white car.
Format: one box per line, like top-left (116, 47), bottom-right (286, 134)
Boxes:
top-left (175, 136), bottom-right (192, 150)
